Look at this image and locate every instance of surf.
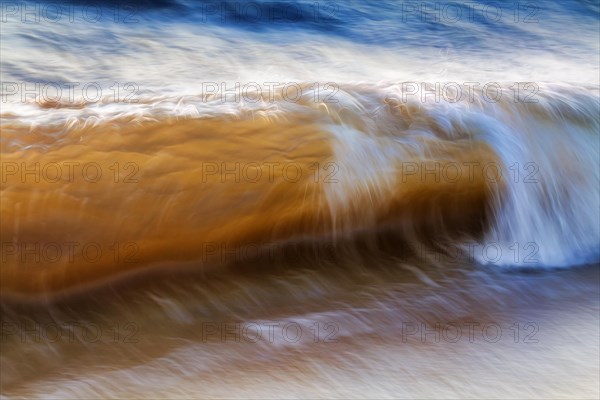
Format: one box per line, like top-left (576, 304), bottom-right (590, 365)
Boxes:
top-left (1, 82), bottom-right (598, 298)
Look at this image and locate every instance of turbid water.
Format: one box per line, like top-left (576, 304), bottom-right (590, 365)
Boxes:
top-left (1, 0), bottom-right (599, 398)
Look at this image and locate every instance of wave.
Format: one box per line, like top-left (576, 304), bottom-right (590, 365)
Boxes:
top-left (1, 82), bottom-right (598, 298)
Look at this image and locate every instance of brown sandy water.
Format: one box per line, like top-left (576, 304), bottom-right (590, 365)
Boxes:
top-left (1, 246), bottom-right (598, 398)
top-left (1, 113), bottom-right (497, 297)
top-left (1, 0), bottom-right (599, 394)
top-left (1, 85), bottom-right (599, 398)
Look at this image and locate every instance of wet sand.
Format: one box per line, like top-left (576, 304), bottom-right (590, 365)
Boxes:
top-left (2, 245), bottom-right (598, 399)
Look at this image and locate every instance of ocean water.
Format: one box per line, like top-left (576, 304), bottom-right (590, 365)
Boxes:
top-left (1, 1), bottom-right (599, 398)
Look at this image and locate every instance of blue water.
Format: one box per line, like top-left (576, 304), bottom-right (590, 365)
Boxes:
top-left (1, 0), bottom-right (598, 88)
top-left (38, 0), bottom-right (600, 47)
